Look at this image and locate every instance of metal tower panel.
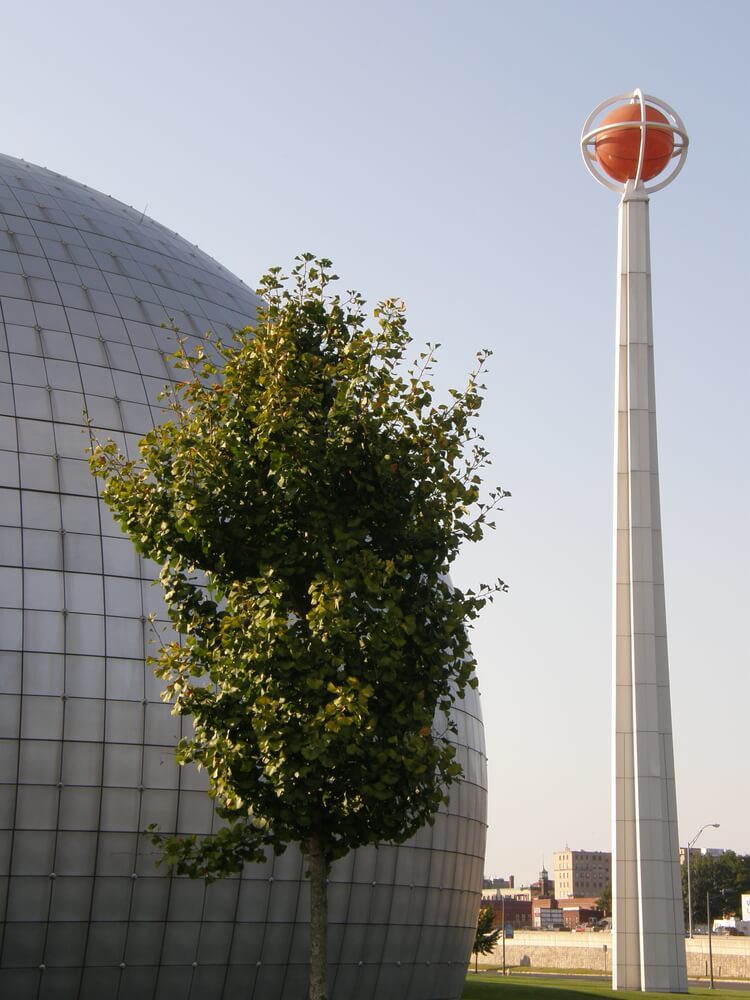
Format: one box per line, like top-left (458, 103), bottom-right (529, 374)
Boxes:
top-left (611, 183), bottom-right (687, 993)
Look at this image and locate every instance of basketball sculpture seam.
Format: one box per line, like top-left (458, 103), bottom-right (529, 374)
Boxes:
top-left (594, 105), bottom-right (674, 183)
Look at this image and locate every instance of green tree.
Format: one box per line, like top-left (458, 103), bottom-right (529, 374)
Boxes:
top-left (682, 852), bottom-right (750, 925)
top-left (89, 255), bottom-right (507, 1000)
top-left (472, 906), bottom-right (501, 973)
top-left (595, 880), bottom-right (611, 917)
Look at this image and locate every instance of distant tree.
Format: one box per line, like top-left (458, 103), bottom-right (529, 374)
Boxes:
top-left (682, 852), bottom-right (750, 925)
top-left (89, 255), bottom-right (507, 1000)
top-left (595, 880), bottom-right (611, 917)
top-left (472, 906), bottom-right (501, 973)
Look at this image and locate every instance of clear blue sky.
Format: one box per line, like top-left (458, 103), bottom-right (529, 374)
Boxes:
top-left (3, 0), bottom-right (747, 884)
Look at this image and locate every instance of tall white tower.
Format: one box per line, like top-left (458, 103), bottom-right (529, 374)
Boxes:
top-left (581, 91), bottom-right (689, 993)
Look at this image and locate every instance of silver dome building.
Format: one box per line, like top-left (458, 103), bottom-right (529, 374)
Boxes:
top-left (0, 153), bottom-right (487, 1000)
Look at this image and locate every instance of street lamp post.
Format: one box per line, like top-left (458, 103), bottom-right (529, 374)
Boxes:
top-left (687, 823), bottom-right (720, 938)
top-left (501, 894), bottom-right (506, 977)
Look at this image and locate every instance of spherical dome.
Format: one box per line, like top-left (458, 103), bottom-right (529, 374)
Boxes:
top-left (594, 103), bottom-right (674, 183)
top-left (0, 153), bottom-right (486, 999)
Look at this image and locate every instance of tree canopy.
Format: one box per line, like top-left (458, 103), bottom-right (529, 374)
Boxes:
top-left (682, 851), bottom-right (750, 924)
top-left (595, 880), bottom-right (611, 917)
top-left (472, 906), bottom-right (501, 972)
top-left (89, 255), bottom-right (506, 999)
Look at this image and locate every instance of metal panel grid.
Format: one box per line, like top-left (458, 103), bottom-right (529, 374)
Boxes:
top-left (0, 153), bottom-right (487, 1000)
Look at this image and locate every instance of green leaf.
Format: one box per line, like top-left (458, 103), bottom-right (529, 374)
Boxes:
top-left (88, 252), bottom-right (507, 885)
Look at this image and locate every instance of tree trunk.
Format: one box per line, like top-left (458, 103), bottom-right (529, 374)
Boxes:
top-left (308, 831), bottom-right (329, 1000)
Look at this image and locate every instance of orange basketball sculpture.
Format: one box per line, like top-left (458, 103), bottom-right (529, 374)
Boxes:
top-left (580, 90), bottom-right (688, 194)
top-left (595, 103), bottom-right (674, 182)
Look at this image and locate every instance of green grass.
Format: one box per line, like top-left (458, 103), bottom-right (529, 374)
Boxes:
top-left (462, 973), bottom-right (747, 999)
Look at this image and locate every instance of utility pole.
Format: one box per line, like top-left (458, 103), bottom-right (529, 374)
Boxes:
top-left (687, 823), bottom-right (720, 938)
top-left (501, 894), bottom-right (506, 976)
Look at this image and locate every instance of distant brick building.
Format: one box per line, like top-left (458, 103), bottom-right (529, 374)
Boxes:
top-left (529, 867), bottom-right (554, 899)
top-left (678, 846), bottom-right (725, 865)
top-left (534, 896), bottom-right (604, 930)
top-left (553, 849), bottom-right (611, 899)
top-left (483, 875), bottom-right (515, 889)
top-left (485, 897), bottom-right (533, 929)
top-left (560, 905), bottom-right (603, 929)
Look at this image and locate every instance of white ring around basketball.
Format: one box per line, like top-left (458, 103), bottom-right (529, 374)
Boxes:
top-left (580, 90), bottom-right (689, 194)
